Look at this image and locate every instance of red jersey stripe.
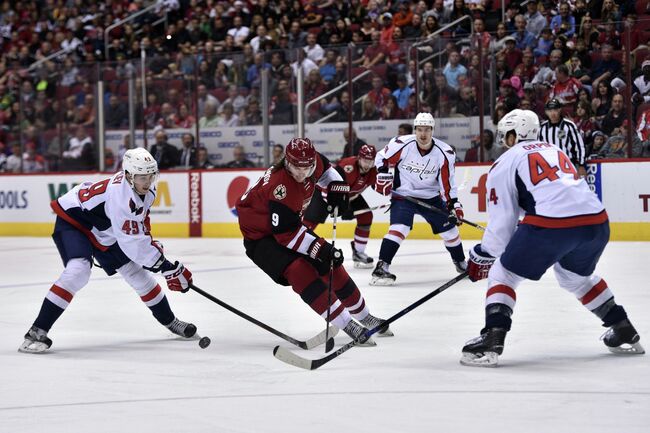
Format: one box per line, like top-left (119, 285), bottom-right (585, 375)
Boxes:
top-left (521, 210), bottom-right (608, 229)
top-left (440, 153), bottom-right (452, 202)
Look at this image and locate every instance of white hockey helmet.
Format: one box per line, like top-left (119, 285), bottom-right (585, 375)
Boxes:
top-left (497, 109), bottom-right (540, 147)
top-left (123, 147), bottom-right (158, 175)
top-left (413, 112), bottom-right (435, 130)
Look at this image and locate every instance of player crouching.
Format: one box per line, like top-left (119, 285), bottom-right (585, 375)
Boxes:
top-left (303, 144), bottom-right (379, 269)
top-left (461, 109), bottom-right (644, 367)
top-left (20, 148), bottom-right (197, 354)
top-left (236, 138), bottom-right (393, 345)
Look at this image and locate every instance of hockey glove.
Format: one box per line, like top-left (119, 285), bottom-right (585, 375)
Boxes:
top-left (308, 238), bottom-right (344, 275)
top-left (447, 198), bottom-right (464, 226)
top-left (467, 244), bottom-right (495, 282)
top-left (326, 181), bottom-right (350, 215)
top-left (375, 165), bottom-right (393, 196)
top-left (161, 260), bottom-right (193, 292)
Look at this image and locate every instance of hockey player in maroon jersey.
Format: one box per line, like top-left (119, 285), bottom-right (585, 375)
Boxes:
top-left (236, 138), bottom-right (393, 345)
top-left (303, 144), bottom-right (379, 268)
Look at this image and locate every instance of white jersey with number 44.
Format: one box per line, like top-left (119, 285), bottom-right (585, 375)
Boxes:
top-left (482, 140), bottom-right (607, 258)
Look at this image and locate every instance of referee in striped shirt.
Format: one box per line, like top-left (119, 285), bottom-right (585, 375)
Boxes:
top-left (538, 98), bottom-right (587, 177)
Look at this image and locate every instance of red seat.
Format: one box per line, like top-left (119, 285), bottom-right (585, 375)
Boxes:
top-left (102, 68), bottom-right (116, 82)
top-left (212, 87), bottom-right (228, 103)
top-left (308, 27), bottom-right (321, 35)
top-left (635, 0), bottom-right (649, 15)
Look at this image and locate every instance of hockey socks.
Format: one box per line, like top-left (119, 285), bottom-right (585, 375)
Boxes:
top-left (33, 297), bottom-right (66, 332)
top-left (378, 238), bottom-right (400, 264)
top-left (445, 244), bottom-right (466, 263)
top-left (148, 295), bottom-right (175, 326)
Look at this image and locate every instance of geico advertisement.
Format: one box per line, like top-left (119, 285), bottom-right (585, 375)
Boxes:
top-left (0, 173), bottom-right (187, 223)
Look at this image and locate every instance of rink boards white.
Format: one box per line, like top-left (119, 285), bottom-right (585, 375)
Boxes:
top-left (1, 160), bottom-right (649, 240)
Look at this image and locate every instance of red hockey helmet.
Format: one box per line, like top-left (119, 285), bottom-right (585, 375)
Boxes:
top-left (358, 144), bottom-right (376, 160)
top-left (285, 138), bottom-right (316, 167)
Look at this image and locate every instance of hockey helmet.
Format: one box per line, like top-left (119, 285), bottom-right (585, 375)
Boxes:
top-left (497, 109), bottom-right (540, 147)
top-left (358, 144), bottom-right (376, 160)
top-left (122, 147), bottom-right (159, 192)
top-left (285, 138), bottom-right (316, 167)
top-left (413, 112), bottom-right (435, 130)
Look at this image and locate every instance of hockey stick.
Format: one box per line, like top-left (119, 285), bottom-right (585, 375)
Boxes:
top-left (352, 203), bottom-right (391, 216)
top-left (391, 191), bottom-right (486, 231)
top-left (324, 206), bottom-right (338, 353)
top-left (273, 271), bottom-right (469, 370)
top-left (189, 284), bottom-right (337, 350)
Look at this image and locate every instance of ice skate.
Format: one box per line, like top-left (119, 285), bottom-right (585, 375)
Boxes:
top-left (18, 326), bottom-right (53, 354)
top-left (351, 241), bottom-right (374, 269)
top-left (166, 318), bottom-right (197, 338)
top-left (453, 260), bottom-right (468, 273)
top-left (602, 318), bottom-right (645, 355)
top-left (460, 328), bottom-right (507, 367)
top-left (342, 320), bottom-right (376, 347)
top-left (370, 260), bottom-right (396, 286)
top-left (360, 313), bottom-right (394, 337)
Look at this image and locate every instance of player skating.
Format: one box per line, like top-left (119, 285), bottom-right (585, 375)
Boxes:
top-left (303, 144), bottom-right (379, 269)
top-left (371, 112), bottom-right (467, 285)
top-left (236, 138), bottom-right (393, 345)
top-left (20, 148), bottom-right (197, 353)
top-left (462, 109), bottom-right (644, 367)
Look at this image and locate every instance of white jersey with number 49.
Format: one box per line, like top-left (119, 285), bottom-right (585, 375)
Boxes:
top-left (482, 140), bottom-right (607, 258)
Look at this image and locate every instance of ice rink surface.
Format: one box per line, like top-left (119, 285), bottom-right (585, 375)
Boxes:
top-left (0, 236), bottom-right (648, 433)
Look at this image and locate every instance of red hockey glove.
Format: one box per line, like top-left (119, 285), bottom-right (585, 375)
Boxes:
top-left (467, 244), bottom-right (495, 282)
top-left (162, 260), bottom-right (193, 292)
top-left (376, 172), bottom-right (394, 196)
top-left (326, 181), bottom-right (350, 215)
top-left (447, 198), bottom-right (464, 226)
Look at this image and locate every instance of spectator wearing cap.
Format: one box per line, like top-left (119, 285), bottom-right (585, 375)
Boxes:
top-left (539, 98), bottom-right (587, 176)
top-left (550, 2), bottom-right (576, 38)
top-left (600, 93), bottom-right (626, 136)
top-left (442, 50), bottom-right (468, 91)
top-left (501, 36), bottom-right (523, 73)
top-left (317, 16), bottom-right (337, 46)
top-left (632, 60), bottom-right (650, 105)
top-left (380, 12), bottom-right (395, 46)
top-left (392, 75), bottom-right (413, 110)
top-left (524, 1), bottom-right (547, 38)
top-left (513, 15), bottom-right (537, 51)
top-left (393, 1), bottom-right (414, 27)
top-left (497, 79), bottom-right (520, 112)
top-left (587, 131), bottom-right (607, 159)
top-left (549, 64), bottom-right (582, 106)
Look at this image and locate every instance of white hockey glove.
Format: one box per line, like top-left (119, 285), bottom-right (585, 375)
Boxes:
top-left (161, 260), bottom-right (193, 293)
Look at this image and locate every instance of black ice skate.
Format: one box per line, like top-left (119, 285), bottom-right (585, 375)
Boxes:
top-left (453, 260), bottom-right (468, 273)
top-left (602, 318), bottom-right (645, 355)
top-left (166, 318), bottom-right (197, 338)
top-left (342, 320), bottom-right (376, 347)
top-left (460, 328), bottom-right (508, 367)
top-left (351, 241), bottom-right (374, 269)
top-left (370, 260), bottom-right (396, 286)
top-left (360, 313), bottom-right (394, 337)
top-left (18, 326), bottom-right (53, 354)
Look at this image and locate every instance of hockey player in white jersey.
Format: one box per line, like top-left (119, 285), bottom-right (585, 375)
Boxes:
top-left (19, 148), bottom-right (197, 353)
top-left (461, 109), bottom-right (644, 367)
top-left (370, 112), bottom-right (467, 285)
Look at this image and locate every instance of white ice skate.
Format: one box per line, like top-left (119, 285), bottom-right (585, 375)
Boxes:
top-left (18, 326), bottom-right (52, 354)
top-left (370, 260), bottom-right (396, 286)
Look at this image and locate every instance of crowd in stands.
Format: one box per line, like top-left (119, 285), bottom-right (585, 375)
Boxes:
top-left (1, 0), bottom-right (650, 173)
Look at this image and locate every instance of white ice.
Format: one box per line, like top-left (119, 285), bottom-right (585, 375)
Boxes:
top-left (0, 237), bottom-right (648, 433)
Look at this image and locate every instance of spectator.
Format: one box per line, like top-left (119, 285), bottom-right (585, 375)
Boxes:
top-left (534, 27), bottom-right (554, 58)
top-left (272, 144), bottom-right (284, 166)
top-left (590, 44), bottom-right (621, 90)
top-left (303, 32), bottom-right (324, 64)
top-left (221, 85), bottom-right (248, 115)
top-left (366, 76), bottom-right (392, 112)
top-left (22, 143), bottom-right (45, 173)
top-left (287, 20), bottom-right (307, 49)
top-left (497, 79), bottom-right (520, 112)
top-left (250, 25), bottom-right (271, 54)
top-left (197, 84), bottom-right (220, 118)
top-left (218, 103), bottom-right (240, 127)
top-left (5, 144), bottom-right (22, 173)
top-left (587, 131), bottom-right (607, 159)
top-left (464, 130), bottom-right (499, 162)
top-left (105, 95), bottom-right (128, 128)
top-left (600, 0), bottom-right (622, 26)
top-left (199, 102), bottom-right (221, 128)
top-left (379, 12), bottom-right (395, 46)
top-left (178, 133), bottom-right (197, 169)
top-left (442, 50), bottom-right (468, 90)
top-left (513, 15), bottom-right (536, 51)
top-left (532, 49), bottom-right (563, 87)
top-left (243, 97), bottom-right (262, 125)
top-left (550, 2), bottom-right (576, 38)
top-left (637, 106), bottom-right (650, 142)
top-left (453, 86), bottom-right (478, 116)
top-left (342, 128), bottom-right (369, 157)
top-left (501, 37), bottom-right (523, 73)
top-left (598, 121), bottom-right (644, 158)
top-left (600, 93), bottom-right (625, 136)
top-left (597, 20), bottom-right (621, 50)
top-left (175, 103), bottom-right (196, 128)
top-left (569, 55), bottom-right (592, 91)
top-left (525, 1), bottom-right (547, 38)
top-left (113, 133), bottom-right (133, 172)
top-left (246, 52), bottom-right (270, 87)
top-left (319, 50), bottom-right (338, 84)
top-left (491, 23), bottom-right (511, 52)
top-left (225, 145), bottom-right (256, 168)
top-left (227, 16), bottom-right (250, 47)
top-left (592, 81), bottom-right (614, 120)
top-left (632, 60), bottom-right (650, 106)
top-left (195, 147), bottom-right (215, 169)
top-left (392, 75), bottom-right (413, 111)
top-left (549, 64), bottom-right (582, 106)
top-left (398, 123), bottom-right (413, 136)
top-left (573, 100), bottom-right (597, 146)
top-left (149, 129), bottom-right (180, 170)
top-left (403, 13), bottom-right (423, 39)
top-left (62, 126), bottom-right (95, 171)
top-left (432, 73), bottom-right (459, 117)
top-left (577, 16), bottom-right (600, 51)
top-left (473, 17), bottom-right (492, 52)
top-left (360, 31), bottom-right (386, 70)
top-left (270, 79), bottom-right (296, 124)
top-left (381, 95), bottom-right (403, 120)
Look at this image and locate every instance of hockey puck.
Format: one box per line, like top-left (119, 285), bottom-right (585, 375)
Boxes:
top-left (199, 336), bottom-right (211, 349)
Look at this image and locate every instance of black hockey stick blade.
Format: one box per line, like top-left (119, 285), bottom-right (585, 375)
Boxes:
top-left (189, 284), bottom-right (338, 350)
top-left (273, 272), bottom-right (469, 370)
